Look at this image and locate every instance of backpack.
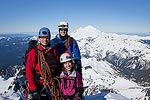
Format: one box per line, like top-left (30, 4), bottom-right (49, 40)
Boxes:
top-left (23, 39), bottom-right (38, 66)
top-left (12, 40), bottom-right (38, 99)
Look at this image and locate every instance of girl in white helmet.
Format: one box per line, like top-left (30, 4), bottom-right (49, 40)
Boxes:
top-left (59, 52), bottom-right (83, 100)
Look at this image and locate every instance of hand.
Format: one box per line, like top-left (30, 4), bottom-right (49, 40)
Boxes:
top-left (32, 91), bottom-right (41, 100)
top-left (74, 92), bottom-right (82, 100)
top-left (75, 92), bottom-right (80, 97)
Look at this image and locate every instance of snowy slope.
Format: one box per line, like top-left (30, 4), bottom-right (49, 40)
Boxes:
top-left (0, 76), bottom-right (21, 100)
top-left (70, 25), bottom-right (150, 99)
top-left (0, 26), bottom-right (150, 100)
top-left (71, 25), bottom-right (150, 61)
top-left (82, 58), bottom-right (146, 99)
top-left (0, 75), bottom-right (131, 100)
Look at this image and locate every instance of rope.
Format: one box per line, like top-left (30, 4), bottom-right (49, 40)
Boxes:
top-left (38, 50), bottom-right (61, 100)
top-left (38, 50), bottom-right (52, 89)
top-left (51, 77), bottom-right (61, 100)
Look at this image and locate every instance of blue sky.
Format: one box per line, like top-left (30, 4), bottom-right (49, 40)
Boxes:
top-left (0, 0), bottom-right (150, 34)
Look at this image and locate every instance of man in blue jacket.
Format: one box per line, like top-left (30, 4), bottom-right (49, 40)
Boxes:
top-left (51, 21), bottom-right (82, 74)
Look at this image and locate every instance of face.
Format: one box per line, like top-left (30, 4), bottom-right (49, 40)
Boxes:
top-left (59, 28), bottom-right (68, 37)
top-left (63, 61), bottom-right (73, 72)
top-left (39, 36), bottom-right (50, 46)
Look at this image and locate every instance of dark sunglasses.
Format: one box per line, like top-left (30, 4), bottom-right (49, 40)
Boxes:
top-left (59, 28), bottom-right (68, 31)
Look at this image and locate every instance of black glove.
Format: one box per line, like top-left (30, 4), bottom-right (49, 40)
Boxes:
top-left (32, 92), bottom-right (41, 100)
top-left (31, 91), bottom-right (41, 100)
top-left (73, 92), bottom-right (82, 100)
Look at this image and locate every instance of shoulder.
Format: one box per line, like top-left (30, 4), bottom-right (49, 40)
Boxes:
top-left (26, 48), bottom-right (37, 62)
top-left (28, 48), bottom-right (37, 55)
top-left (51, 35), bottom-right (59, 41)
top-left (51, 35), bottom-right (61, 47)
top-left (27, 48), bottom-right (37, 60)
top-left (69, 70), bottom-right (77, 78)
top-left (69, 36), bottom-right (77, 43)
top-left (68, 36), bottom-right (74, 41)
top-left (76, 72), bottom-right (82, 77)
top-left (46, 47), bottom-right (56, 55)
top-left (60, 71), bottom-right (66, 78)
top-left (51, 37), bottom-right (56, 42)
top-left (70, 36), bottom-right (74, 40)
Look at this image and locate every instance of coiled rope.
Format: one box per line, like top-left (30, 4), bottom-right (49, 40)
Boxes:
top-left (38, 50), bottom-right (61, 100)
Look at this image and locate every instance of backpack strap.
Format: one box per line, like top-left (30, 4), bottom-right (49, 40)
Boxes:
top-left (65, 36), bottom-right (74, 50)
top-left (65, 36), bottom-right (70, 48)
top-left (54, 38), bottom-right (59, 48)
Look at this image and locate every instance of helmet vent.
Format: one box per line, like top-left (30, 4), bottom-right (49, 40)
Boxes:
top-left (42, 31), bottom-right (47, 34)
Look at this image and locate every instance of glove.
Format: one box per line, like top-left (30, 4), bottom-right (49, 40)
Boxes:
top-left (29, 90), bottom-right (41, 100)
top-left (73, 92), bottom-right (82, 100)
top-left (32, 92), bottom-right (41, 100)
top-left (74, 92), bottom-right (80, 97)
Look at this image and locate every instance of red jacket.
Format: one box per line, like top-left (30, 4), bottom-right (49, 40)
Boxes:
top-left (26, 44), bottom-right (59, 91)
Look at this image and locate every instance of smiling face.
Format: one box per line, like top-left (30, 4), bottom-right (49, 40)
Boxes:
top-left (39, 36), bottom-right (50, 46)
top-left (63, 61), bottom-right (73, 73)
top-left (59, 28), bottom-right (68, 37)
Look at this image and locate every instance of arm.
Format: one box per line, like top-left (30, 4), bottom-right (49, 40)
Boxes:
top-left (73, 72), bottom-right (83, 100)
top-left (50, 38), bottom-right (55, 48)
top-left (72, 40), bottom-right (82, 73)
top-left (26, 49), bottom-right (37, 91)
top-left (76, 72), bottom-right (84, 94)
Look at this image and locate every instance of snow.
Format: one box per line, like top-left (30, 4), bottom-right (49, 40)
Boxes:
top-left (0, 25), bottom-right (150, 100)
top-left (0, 37), bottom-right (5, 40)
top-left (82, 57), bottom-right (146, 99)
top-left (0, 76), bottom-right (14, 93)
top-left (71, 25), bottom-right (100, 39)
top-left (72, 25), bottom-right (149, 99)
top-left (71, 26), bottom-right (150, 61)
top-left (110, 77), bottom-right (145, 99)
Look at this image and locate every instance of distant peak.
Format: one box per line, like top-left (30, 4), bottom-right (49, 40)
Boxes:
top-left (71, 25), bottom-right (101, 39)
top-left (77, 25), bottom-right (99, 32)
top-left (81, 25), bottom-right (100, 32)
top-left (83, 25), bottom-right (97, 30)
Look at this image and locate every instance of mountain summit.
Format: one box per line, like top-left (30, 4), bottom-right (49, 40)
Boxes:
top-left (71, 25), bottom-right (101, 39)
top-left (0, 27), bottom-right (150, 100)
top-left (71, 25), bottom-right (150, 99)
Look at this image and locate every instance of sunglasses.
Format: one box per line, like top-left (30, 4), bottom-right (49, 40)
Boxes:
top-left (59, 28), bottom-right (68, 31)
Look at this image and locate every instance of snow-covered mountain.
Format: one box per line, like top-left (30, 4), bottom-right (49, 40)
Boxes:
top-left (71, 25), bottom-right (150, 99)
top-left (0, 26), bottom-right (150, 100)
top-left (71, 25), bottom-right (150, 85)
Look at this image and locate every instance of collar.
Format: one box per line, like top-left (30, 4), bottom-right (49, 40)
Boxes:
top-left (60, 70), bottom-right (76, 77)
top-left (37, 44), bottom-right (52, 53)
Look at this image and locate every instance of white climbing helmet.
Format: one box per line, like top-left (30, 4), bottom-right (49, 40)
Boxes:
top-left (58, 21), bottom-right (69, 29)
top-left (60, 53), bottom-right (73, 63)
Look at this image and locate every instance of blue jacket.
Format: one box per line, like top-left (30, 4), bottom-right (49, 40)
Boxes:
top-left (51, 34), bottom-right (82, 73)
